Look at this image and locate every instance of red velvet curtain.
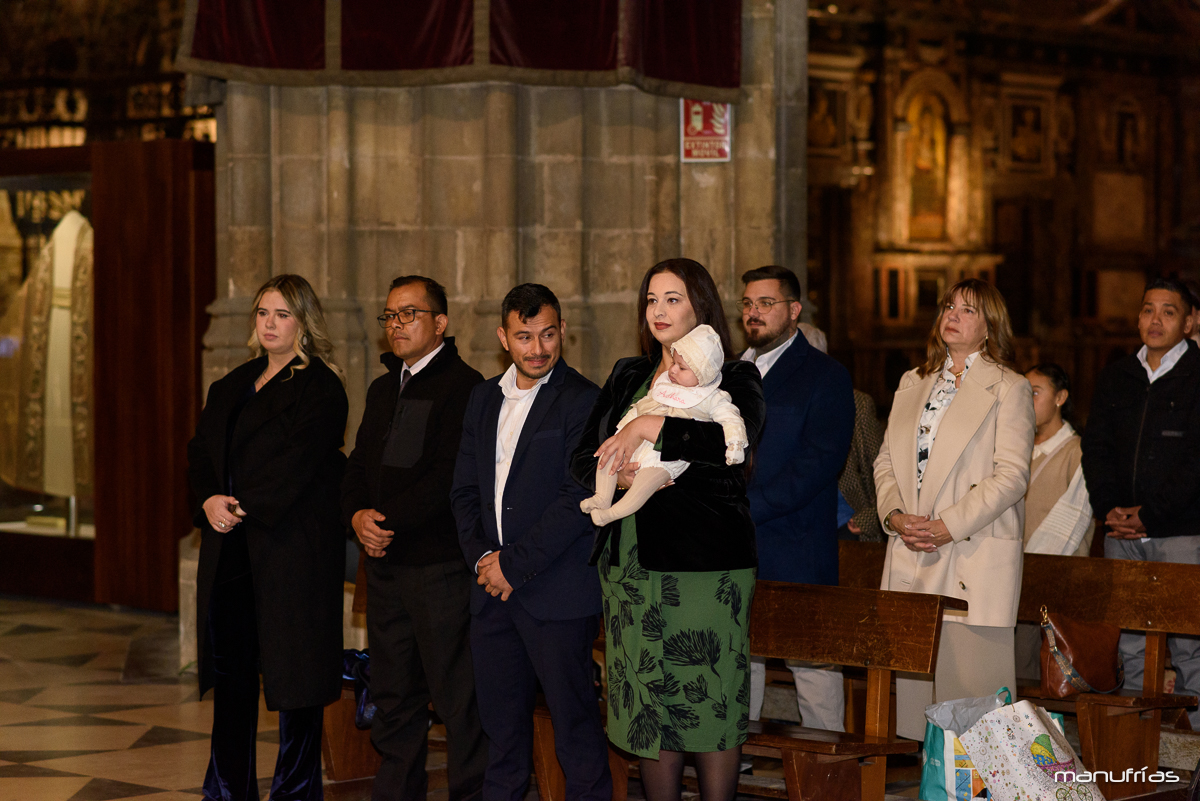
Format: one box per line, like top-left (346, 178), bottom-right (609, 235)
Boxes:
top-left (180, 0), bottom-right (741, 100)
top-left (633, 0), bottom-right (741, 90)
top-left (342, 0), bottom-right (474, 71)
top-left (191, 0), bottom-right (326, 70)
top-left (490, 0), bottom-right (619, 71)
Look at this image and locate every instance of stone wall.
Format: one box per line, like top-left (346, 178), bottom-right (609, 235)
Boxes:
top-left (204, 0), bottom-right (789, 444)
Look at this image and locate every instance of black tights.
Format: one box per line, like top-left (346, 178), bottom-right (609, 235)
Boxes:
top-left (638, 747), bottom-right (742, 801)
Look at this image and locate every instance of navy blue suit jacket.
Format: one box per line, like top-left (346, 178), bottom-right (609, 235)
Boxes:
top-left (451, 358), bottom-right (602, 621)
top-left (746, 334), bottom-right (854, 585)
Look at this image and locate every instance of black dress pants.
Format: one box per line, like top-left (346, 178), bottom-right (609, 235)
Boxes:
top-left (204, 536), bottom-right (325, 801)
top-left (471, 595), bottom-right (611, 801)
top-left (366, 558), bottom-right (487, 801)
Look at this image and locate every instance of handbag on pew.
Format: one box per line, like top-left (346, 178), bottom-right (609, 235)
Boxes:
top-left (1039, 604), bottom-right (1124, 699)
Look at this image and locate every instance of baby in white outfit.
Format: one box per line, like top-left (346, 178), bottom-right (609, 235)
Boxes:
top-left (581, 324), bottom-right (748, 527)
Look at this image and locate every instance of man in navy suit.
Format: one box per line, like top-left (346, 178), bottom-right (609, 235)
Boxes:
top-left (451, 284), bottom-right (611, 801)
top-left (739, 266), bottom-right (854, 731)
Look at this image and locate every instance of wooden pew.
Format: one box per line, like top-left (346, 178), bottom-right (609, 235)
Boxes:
top-left (532, 578), bottom-right (964, 801)
top-left (746, 581), bottom-right (964, 801)
top-left (1017, 552), bottom-right (1200, 799)
top-left (839, 540), bottom-right (1200, 798)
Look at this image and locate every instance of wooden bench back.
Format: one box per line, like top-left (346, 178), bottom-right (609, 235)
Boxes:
top-left (836, 540), bottom-right (1200, 637)
top-left (1018, 552), bottom-right (1200, 636)
top-left (749, 579), bottom-right (966, 674)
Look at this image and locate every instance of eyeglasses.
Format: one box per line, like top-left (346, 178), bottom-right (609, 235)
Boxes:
top-left (739, 298), bottom-right (796, 314)
top-left (377, 308), bottom-right (435, 328)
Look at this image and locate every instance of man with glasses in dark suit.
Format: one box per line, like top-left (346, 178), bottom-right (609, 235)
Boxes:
top-left (343, 275), bottom-right (487, 801)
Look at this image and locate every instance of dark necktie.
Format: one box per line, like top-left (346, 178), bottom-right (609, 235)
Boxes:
top-left (382, 367), bottom-right (414, 453)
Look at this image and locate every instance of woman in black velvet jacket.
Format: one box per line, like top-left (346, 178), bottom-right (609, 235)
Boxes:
top-left (188, 274), bottom-right (348, 801)
top-left (571, 258), bottom-right (764, 801)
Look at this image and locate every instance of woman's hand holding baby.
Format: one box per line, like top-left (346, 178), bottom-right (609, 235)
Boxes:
top-left (595, 415), bottom-right (665, 476)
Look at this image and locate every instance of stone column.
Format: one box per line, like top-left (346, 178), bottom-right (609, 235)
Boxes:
top-left (326, 85), bottom-right (368, 443)
top-left (578, 88), bottom-right (662, 377)
top-left (946, 123), bottom-right (970, 246)
top-left (204, 82), bottom-right (273, 391)
top-left (423, 85), bottom-right (494, 371)
top-left (518, 86), bottom-right (586, 370)
top-left (483, 84), bottom-right (519, 300)
top-left (890, 121), bottom-right (912, 245)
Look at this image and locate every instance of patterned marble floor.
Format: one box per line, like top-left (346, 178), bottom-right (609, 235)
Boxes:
top-left (0, 595), bottom-right (941, 801)
top-left (0, 596), bottom-right (292, 801)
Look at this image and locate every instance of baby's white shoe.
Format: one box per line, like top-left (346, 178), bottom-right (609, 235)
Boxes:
top-left (580, 495), bottom-right (608, 514)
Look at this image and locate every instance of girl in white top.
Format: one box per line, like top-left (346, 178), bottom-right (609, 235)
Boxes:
top-left (582, 324), bottom-right (748, 527)
top-left (1015, 363), bottom-right (1094, 680)
top-left (1023, 363), bottom-right (1094, 556)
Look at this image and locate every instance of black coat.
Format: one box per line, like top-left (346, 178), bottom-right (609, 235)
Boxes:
top-left (452, 358), bottom-right (601, 621)
top-left (342, 337), bottom-right (485, 566)
top-left (189, 356), bottom-right (349, 710)
top-left (1081, 341), bottom-right (1200, 537)
top-left (570, 353), bottom-right (765, 572)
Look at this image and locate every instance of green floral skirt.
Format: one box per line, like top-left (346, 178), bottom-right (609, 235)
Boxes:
top-left (599, 515), bottom-right (756, 758)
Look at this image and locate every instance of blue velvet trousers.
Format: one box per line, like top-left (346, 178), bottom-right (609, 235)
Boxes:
top-left (204, 539), bottom-right (325, 801)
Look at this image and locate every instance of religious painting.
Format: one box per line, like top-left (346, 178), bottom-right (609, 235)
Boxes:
top-left (807, 84), bottom-right (842, 153)
top-left (1009, 104), bottom-right (1043, 164)
top-left (906, 92), bottom-right (948, 241)
top-left (1000, 92), bottom-right (1054, 175)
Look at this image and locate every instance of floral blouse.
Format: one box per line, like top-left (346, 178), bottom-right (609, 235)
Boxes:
top-left (916, 351), bottom-right (979, 488)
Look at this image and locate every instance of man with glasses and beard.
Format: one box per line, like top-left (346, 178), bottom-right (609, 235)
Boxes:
top-left (739, 266), bottom-right (854, 733)
top-left (451, 284), bottom-right (610, 801)
top-left (343, 276), bottom-right (487, 801)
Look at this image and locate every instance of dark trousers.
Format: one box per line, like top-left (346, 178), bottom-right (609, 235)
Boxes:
top-left (366, 558), bottom-right (487, 801)
top-left (204, 544), bottom-right (324, 801)
top-left (471, 596), bottom-right (610, 801)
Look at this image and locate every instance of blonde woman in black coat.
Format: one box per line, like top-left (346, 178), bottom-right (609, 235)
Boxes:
top-left (188, 274), bottom-right (348, 801)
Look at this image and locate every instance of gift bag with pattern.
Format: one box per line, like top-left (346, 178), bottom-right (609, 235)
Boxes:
top-left (919, 689), bottom-right (1010, 801)
top-left (958, 699), bottom-right (1105, 801)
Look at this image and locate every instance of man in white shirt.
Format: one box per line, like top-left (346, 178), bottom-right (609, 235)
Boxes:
top-left (1082, 277), bottom-right (1200, 726)
top-left (451, 284), bottom-right (610, 801)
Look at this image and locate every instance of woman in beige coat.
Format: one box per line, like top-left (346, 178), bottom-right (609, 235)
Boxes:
top-left (874, 278), bottom-right (1035, 739)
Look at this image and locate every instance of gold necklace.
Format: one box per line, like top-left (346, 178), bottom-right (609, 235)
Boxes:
top-left (951, 366), bottom-right (966, 379)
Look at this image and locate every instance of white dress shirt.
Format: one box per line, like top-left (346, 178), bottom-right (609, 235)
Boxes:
top-left (493, 364), bottom-right (551, 544)
top-left (1137, 339), bottom-right (1189, 383)
top-left (404, 340), bottom-right (445, 376)
top-left (741, 331), bottom-right (797, 379)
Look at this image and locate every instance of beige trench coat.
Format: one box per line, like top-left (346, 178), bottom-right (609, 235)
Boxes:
top-left (874, 359), bottom-right (1035, 628)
